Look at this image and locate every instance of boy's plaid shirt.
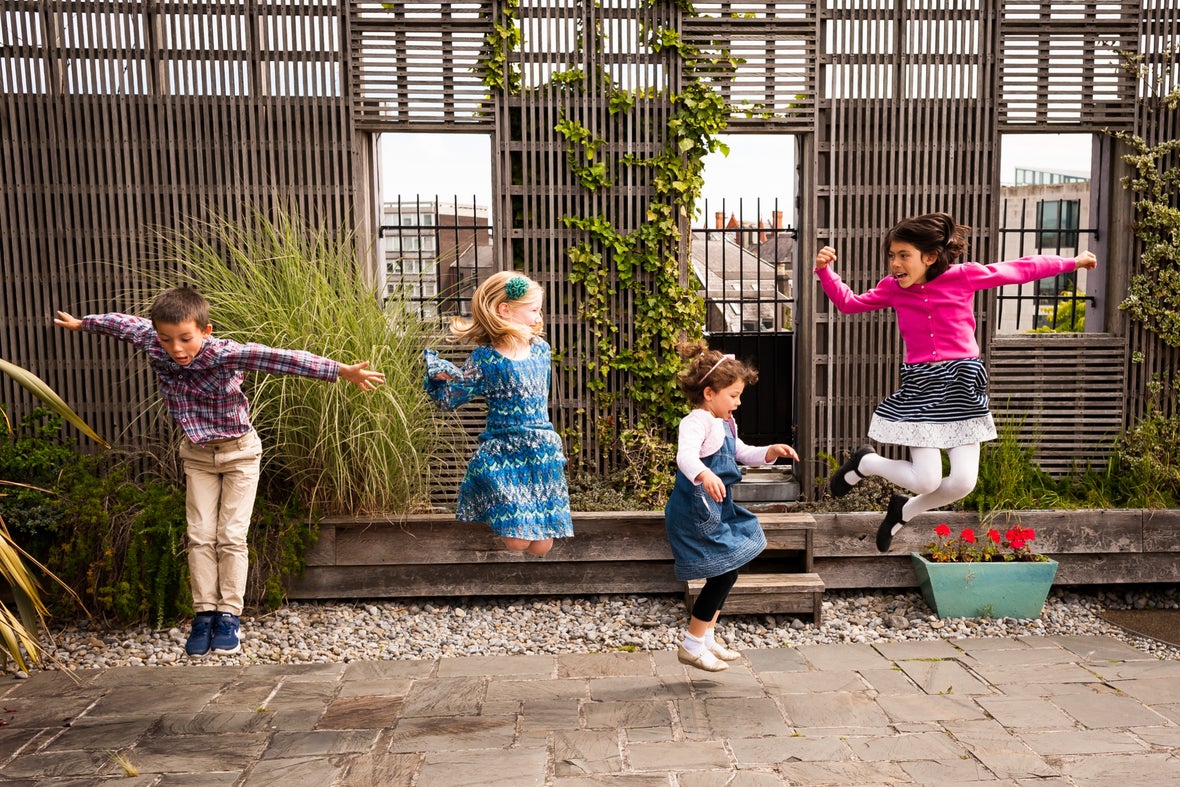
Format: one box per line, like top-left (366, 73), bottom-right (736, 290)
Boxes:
top-left (81, 313), bottom-right (339, 445)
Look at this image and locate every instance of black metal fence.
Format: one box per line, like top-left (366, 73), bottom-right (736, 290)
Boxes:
top-left (995, 194), bottom-right (1099, 334)
top-left (694, 199), bottom-right (797, 447)
top-left (378, 196), bottom-right (493, 320)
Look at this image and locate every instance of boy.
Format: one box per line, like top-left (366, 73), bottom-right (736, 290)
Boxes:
top-left (55, 286), bottom-right (385, 657)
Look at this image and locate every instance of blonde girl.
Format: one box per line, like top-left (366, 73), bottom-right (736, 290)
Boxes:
top-left (425, 271), bottom-right (573, 555)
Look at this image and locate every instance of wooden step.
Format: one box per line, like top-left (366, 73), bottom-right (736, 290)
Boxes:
top-left (758, 511), bottom-right (815, 552)
top-left (685, 572), bottom-right (825, 622)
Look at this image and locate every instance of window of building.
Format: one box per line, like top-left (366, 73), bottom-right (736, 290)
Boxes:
top-left (1036, 199), bottom-right (1080, 253)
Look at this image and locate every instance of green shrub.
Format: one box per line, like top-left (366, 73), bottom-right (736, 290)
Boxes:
top-left (3, 413), bottom-right (317, 625)
top-left (962, 419), bottom-right (1064, 512)
top-left (1104, 379), bottom-right (1180, 507)
top-left (0, 407), bottom-right (76, 557)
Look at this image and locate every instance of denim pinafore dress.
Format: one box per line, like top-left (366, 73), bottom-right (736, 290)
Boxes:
top-left (664, 418), bottom-right (766, 581)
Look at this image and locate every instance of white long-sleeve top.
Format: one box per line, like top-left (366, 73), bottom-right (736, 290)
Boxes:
top-left (676, 408), bottom-right (775, 485)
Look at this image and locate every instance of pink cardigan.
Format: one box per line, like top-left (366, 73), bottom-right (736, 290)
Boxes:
top-left (815, 256), bottom-right (1078, 364)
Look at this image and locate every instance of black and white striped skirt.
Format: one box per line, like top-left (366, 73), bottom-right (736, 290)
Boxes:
top-left (867, 358), bottom-right (997, 448)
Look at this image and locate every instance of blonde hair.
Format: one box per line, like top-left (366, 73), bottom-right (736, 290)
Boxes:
top-left (449, 270), bottom-right (544, 346)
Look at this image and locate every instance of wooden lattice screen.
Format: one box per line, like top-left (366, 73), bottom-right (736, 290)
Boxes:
top-left (801, 0), bottom-right (1159, 491)
top-left (2, 0), bottom-right (1177, 498)
top-left (0, 1), bottom-right (368, 454)
top-left (804, 2), bottom-right (1004, 485)
top-left (1126, 4), bottom-right (1180, 424)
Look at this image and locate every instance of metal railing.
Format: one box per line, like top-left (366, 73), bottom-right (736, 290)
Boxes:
top-left (995, 195), bottom-right (1098, 334)
top-left (379, 196), bottom-right (493, 320)
top-left (694, 199), bottom-right (797, 335)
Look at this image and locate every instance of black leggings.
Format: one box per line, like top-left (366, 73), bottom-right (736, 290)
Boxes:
top-left (690, 568), bottom-right (739, 622)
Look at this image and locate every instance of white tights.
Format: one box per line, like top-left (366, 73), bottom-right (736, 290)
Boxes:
top-left (857, 444), bottom-right (980, 522)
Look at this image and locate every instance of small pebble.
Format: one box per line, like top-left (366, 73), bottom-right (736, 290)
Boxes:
top-left (12, 586), bottom-right (1180, 671)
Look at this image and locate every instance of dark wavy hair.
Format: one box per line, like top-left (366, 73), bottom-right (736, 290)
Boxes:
top-left (883, 212), bottom-right (970, 281)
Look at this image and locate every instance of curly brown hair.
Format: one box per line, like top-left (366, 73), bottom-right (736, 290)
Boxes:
top-left (675, 340), bottom-right (759, 406)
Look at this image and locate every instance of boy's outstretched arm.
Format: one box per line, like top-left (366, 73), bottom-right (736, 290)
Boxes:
top-left (54, 311), bottom-right (83, 331)
top-left (338, 361), bottom-right (385, 391)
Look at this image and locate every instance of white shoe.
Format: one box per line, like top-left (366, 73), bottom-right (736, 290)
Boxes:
top-left (677, 644), bottom-right (728, 672)
top-left (707, 635), bottom-right (741, 661)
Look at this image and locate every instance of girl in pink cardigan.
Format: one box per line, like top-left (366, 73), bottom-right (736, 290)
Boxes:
top-left (814, 212), bottom-right (1098, 551)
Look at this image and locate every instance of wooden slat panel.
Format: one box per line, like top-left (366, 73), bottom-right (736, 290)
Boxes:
top-left (289, 561), bottom-right (686, 598)
top-left (0, 1), bottom-right (365, 457)
top-left (314, 510), bottom-right (816, 566)
top-left (1125, 2), bottom-right (1180, 430)
top-left (998, 0), bottom-right (1139, 131)
top-left (988, 334), bottom-right (1127, 476)
top-left (685, 572), bottom-right (825, 617)
top-left (682, 3), bottom-right (816, 132)
top-left (349, 0), bottom-right (496, 130)
top-left (294, 508), bottom-right (1180, 599)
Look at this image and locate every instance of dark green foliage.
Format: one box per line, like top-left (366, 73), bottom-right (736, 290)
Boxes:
top-left (807, 455), bottom-right (902, 513)
top-left (2, 413), bottom-right (317, 626)
top-left (1100, 380), bottom-right (1180, 508)
top-left (0, 408), bottom-right (77, 556)
top-left (248, 489), bottom-right (318, 612)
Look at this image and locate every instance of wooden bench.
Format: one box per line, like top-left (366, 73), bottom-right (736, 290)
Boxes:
top-left (288, 509), bottom-right (824, 622)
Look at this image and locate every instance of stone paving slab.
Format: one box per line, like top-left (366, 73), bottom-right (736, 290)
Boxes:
top-left (2, 635), bottom-right (1179, 785)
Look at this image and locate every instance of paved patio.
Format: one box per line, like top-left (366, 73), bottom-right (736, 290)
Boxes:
top-left (2, 635), bottom-right (1180, 785)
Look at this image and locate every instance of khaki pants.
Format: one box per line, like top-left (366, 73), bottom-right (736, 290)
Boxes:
top-left (178, 430), bottom-right (263, 616)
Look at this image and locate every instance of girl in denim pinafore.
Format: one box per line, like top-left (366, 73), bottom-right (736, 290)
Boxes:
top-left (665, 343), bottom-right (798, 672)
top-left (666, 418), bottom-right (764, 582)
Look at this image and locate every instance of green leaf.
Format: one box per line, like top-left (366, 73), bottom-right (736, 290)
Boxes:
top-left (0, 358), bottom-right (109, 448)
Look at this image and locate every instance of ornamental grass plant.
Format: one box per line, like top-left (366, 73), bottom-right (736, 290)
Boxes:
top-left (149, 203), bottom-right (443, 516)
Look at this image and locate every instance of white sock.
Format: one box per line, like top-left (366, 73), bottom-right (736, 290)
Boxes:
top-left (843, 469), bottom-right (861, 487)
top-left (682, 633), bottom-right (705, 655)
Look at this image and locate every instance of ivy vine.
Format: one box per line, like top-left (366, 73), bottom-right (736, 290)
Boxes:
top-left (1113, 44), bottom-right (1180, 349)
top-left (559, 9), bottom-right (734, 432)
top-left (477, 1), bottom-right (735, 437)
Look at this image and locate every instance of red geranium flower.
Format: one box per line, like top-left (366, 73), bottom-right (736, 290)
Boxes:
top-left (923, 522), bottom-right (1046, 563)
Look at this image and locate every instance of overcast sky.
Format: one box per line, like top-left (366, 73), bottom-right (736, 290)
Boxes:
top-left (380, 132), bottom-right (1094, 227)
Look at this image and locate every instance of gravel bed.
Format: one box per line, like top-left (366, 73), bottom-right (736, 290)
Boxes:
top-left (10, 586), bottom-right (1179, 674)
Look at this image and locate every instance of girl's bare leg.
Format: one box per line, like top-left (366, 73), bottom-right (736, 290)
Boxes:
top-left (526, 538), bottom-right (553, 556)
top-left (501, 537), bottom-right (530, 552)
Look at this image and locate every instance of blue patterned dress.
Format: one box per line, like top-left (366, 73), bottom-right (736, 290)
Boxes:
top-left (424, 340), bottom-right (574, 541)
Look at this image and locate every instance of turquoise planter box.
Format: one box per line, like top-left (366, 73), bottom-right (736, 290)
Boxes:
top-left (911, 554), bottom-right (1058, 620)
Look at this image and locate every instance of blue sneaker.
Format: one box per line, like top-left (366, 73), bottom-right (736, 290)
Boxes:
top-left (210, 612), bottom-right (242, 655)
top-left (185, 612), bottom-right (216, 657)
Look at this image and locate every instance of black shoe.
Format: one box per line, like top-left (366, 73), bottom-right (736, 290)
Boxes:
top-left (830, 445), bottom-right (875, 498)
top-left (876, 494), bottom-right (909, 552)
